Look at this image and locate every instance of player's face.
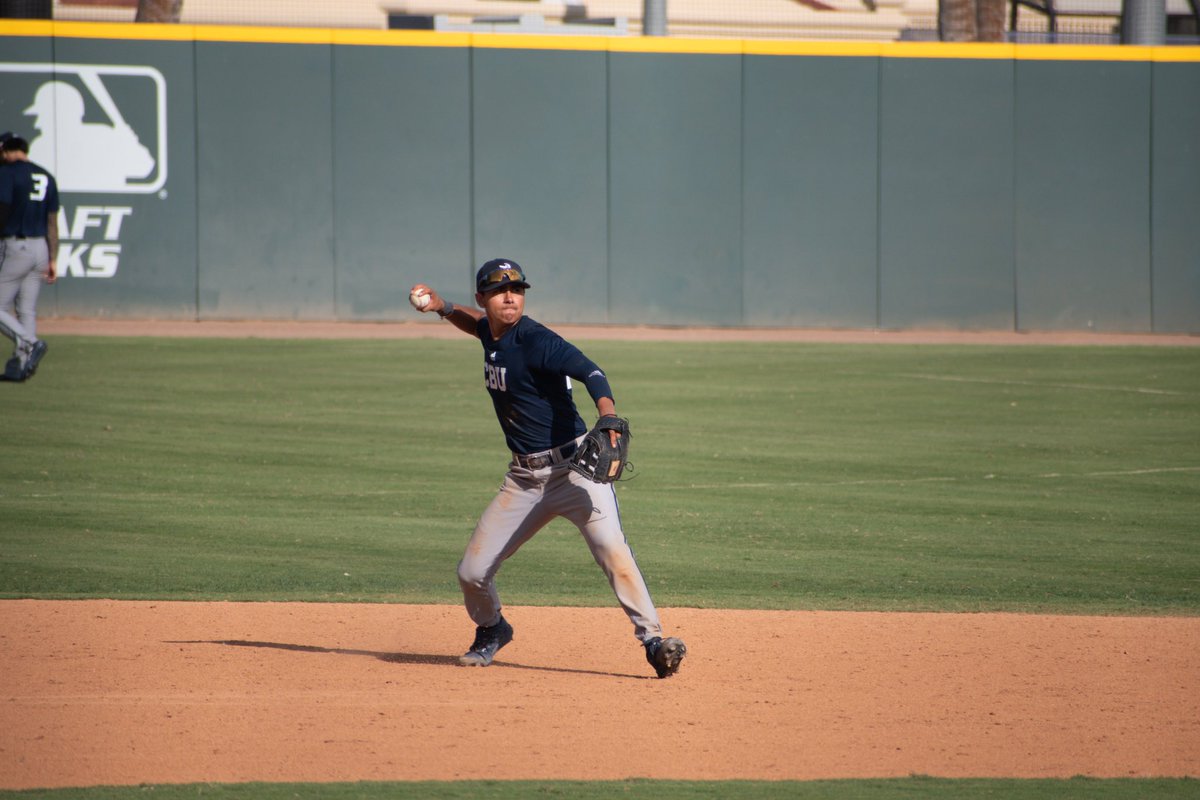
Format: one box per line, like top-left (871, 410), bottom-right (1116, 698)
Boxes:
top-left (478, 285), bottom-right (525, 329)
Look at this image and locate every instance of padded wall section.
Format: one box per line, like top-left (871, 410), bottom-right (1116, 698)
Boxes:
top-left (2, 33), bottom-right (198, 319)
top-left (471, 46), bottom-right (609, 322)
top-left (1150, 60), bottom-right (1200, 334)
top-left (1014, 58), bottom-right (1152, 332)
top-left (608, 51), bottom-right (743, 326)
top-left (195, 41), bottom-right (335, 319)
top-left (879, 56), bottom-right (1016, 330)
top-left (333, 44), bottom-right (472, 319)
top-left (50, 37), bottom-right (197, 319)
top-left (743, 54), bottom-right (879, 328)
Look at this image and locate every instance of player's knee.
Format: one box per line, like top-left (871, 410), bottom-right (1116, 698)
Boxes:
top-left (457, 558), bottom-right (488, 591)
top-left (592, 540), bottom-right (637, 572)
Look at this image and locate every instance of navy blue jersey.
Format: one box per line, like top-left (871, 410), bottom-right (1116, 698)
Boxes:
top-left (0, 160), bottom-right (60, 238)
top-left (477, 315), bottom-right (615, 455)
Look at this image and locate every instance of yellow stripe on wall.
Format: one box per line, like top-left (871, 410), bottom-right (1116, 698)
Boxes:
top-left (880, 41), bottom-right (1016, 59)
top-left (1153, 45), bottom-right (1200, 60)
top-left (330, 29), bottom-right (472, 47)
top-left (0, 19), bottom-right (53, 37)
top-left (742, 40), bottom-right (882, 57)
top-left (2, 18), bottom-right (1199, 62)
top-left (1014, 42), bottom-right (1158, 60)
top-left (608, 36), bottom-right (743, 54)
top-left (469, 32), bottom-right (612, 51)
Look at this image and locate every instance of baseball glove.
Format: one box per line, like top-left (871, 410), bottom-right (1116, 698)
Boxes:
top-left (570, 415), bottom-right (631, 483)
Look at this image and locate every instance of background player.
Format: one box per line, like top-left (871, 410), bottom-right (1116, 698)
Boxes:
top-left (0, 134), bottom-right (58, 382)
top-left (409, 259), bottom-right (686, 679)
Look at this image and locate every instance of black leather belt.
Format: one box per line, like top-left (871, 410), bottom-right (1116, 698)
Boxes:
top-left (512, 441), bottom-right (578, 470)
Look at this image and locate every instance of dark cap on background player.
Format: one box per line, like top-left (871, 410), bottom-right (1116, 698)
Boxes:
top-left (1, 136), bottom-right (29, 154)
top-left (476, 258), bottom-right (530, 294)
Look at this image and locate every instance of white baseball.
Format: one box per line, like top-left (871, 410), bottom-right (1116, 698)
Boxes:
top-left (409, 290), bottom-right (431, 310)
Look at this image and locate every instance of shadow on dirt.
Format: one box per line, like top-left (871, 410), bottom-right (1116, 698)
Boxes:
top-left (167, 639), bottom-right (651, 680)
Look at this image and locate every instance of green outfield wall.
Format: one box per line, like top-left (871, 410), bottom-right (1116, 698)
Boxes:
top-left (1, 23), bottom-right (1196, 332)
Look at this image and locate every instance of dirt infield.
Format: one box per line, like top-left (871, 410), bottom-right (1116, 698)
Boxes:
top-left (2, 601), bottom-right (1198, 789)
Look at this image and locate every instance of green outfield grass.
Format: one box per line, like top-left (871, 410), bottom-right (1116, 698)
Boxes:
top-left (2, 337), bottom-right (1198, 613)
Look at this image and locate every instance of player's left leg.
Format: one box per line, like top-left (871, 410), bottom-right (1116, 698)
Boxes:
top-left (14, 242), bottom-right (48, 379)
top-left (15, 239), bottom-right (48, 342)
top-left (555, 470), bottom-right (663, 642)
top-left (0, 243), bottom-right (37, 360)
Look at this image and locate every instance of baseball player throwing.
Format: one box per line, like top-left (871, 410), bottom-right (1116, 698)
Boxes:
top-left (410, 259), bottom-right (686, 678)
top-left (0, 134), bottom-right (57, 382)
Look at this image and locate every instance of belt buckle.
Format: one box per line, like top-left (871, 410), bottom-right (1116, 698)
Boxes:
top-left (516, 442), bottom-right (577, 470)
top-left (516, 452), bottom-right (549, 469)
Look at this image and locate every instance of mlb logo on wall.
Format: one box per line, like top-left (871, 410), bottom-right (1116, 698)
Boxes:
top-left (0, 62), bottom-right (167, 194)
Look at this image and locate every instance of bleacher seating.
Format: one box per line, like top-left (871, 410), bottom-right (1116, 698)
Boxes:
top-left (379, 0), bottom-right (932, 39)
top-left (51, 0), bottom-right (932, 39)
top-left (1010, 0), bottom-right (1196, 35)
top-left (48, 0), bottom-right (1195, 40)
top-left (53, 0), bottom-right (391, 28)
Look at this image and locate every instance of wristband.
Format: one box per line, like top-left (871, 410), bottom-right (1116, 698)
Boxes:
top-left (437, 301), bottom-right (455, 318)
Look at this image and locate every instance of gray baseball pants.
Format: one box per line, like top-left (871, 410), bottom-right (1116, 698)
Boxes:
top-left (0, 236), bottom-right (49, 355)
top-left (457, 444), bottom-right (664, 643)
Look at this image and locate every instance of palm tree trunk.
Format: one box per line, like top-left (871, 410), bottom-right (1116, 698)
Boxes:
top-left (941, 0), bottom-right (1007, 39)
top-left (939, 0), bottom-right (979, 39)
top-left (136, 0), bottom-right (183, 23)
top-left (976, 0), bottom-right (1007, 40)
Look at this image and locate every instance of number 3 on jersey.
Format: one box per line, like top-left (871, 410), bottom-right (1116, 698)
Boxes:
top-left (30, 174), bottom-right (49, 202)
top-left (485, 363), bottom-right (507, 392)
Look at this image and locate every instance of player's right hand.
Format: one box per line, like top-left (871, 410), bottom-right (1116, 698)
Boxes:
top-left (408, 283), bottom-right (444, 313)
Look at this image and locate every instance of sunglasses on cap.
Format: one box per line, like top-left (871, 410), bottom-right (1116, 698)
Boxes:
top-left (477, 264), bottom-right (529, 292)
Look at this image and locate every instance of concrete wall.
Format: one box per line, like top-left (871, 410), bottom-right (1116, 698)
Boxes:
top-left (1, 23), bottom-right (1196, 332)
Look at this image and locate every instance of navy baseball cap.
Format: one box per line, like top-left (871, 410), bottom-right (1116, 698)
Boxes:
top-left (476, 258), bottom-right (530, 294)
top-left (0, 131), bottom-right (12, 146)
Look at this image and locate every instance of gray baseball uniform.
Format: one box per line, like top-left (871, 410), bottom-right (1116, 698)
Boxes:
top-left (426, 258), bottom-right (685, 677)
top-left (458, 312), bottom-right (664, 644)
top-left (0, 144), bottom-right (59, 379)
